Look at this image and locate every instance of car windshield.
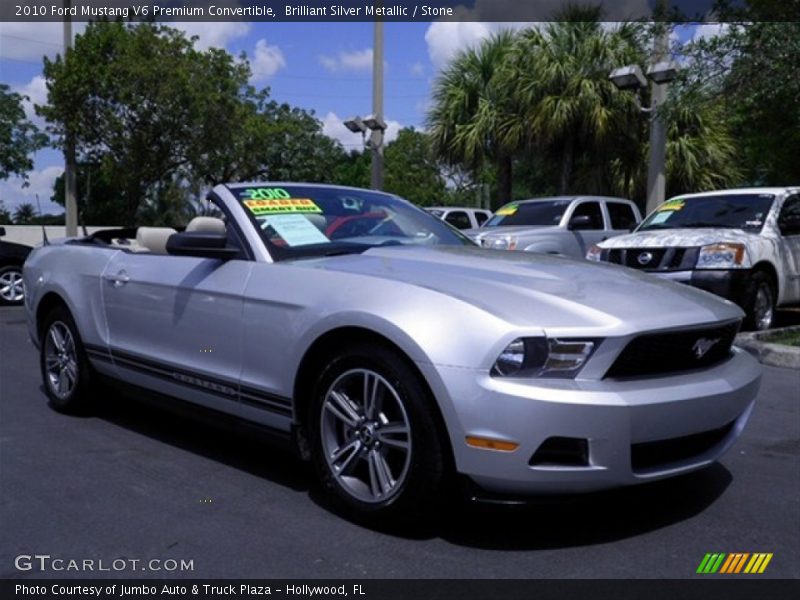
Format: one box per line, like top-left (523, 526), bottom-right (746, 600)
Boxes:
top-left (484, 200), bottom-right (570, 227)
top-left (638, 193), bottom-right (775, 232)
top-left (230, 184), bottom-right (473, 260)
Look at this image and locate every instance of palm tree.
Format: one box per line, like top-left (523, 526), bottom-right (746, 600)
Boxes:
top-left (504, 18), bottom-right (648, 194)
top-left (427, 31), bottom-right (520, 209)
top-left (13, 202), bottom-right (36, 224)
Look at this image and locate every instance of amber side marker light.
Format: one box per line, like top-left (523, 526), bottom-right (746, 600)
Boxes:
top-left (465, 436), bottom-right (519, 452)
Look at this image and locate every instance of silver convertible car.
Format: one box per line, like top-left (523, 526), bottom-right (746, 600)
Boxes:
top-left (23, 183), bottom-right (761, 521)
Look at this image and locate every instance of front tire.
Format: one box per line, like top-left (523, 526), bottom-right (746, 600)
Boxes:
top-left (743, 271), bottom-right (776, 331)
top-left (0, 265), bottom-right (24, 306)
top-left (308, 342), bottom-right (447, 524)
top-left (40, 306), bottom-right (94, 413)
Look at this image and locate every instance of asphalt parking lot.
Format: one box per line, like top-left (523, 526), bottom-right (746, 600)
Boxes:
top-left (1, 305), bottom-right (798, 579)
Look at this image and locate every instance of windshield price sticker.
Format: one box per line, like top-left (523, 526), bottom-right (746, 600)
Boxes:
top-left (496, 203), bottom-right (518, 216)
top-left (658, 199), bottom-right (685, 212)
top-left (263, 214), bottom-right (330, 247)
top-left (244, 198), bottom-right (322, 215)
top-left (649, 211), bottom-right (673, 225)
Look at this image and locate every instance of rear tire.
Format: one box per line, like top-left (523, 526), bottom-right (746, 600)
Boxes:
top-left (40, 306), bottom-right (94, 413)
top-left (0, 265), bottom-right (24, 306)
top-left (308, 342), bottom-right (447, 525)
top-left (742, 271), bottom-right (776, 331)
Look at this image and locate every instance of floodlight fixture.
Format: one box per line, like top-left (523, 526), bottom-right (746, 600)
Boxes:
top-left (343, 116), bottom-right (367, 134)
top-left (646, 60), bottom-right (679, 85)
top-left (362, 114), bottom-right (387, 131)
top-left (609, 65), bottom-right (647, 91)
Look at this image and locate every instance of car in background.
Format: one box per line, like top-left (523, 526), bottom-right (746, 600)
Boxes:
top-left (425, 206), bottom-right (492, 230)
top-left (468, 196), bottom-right (641, 260)
top-left (588, 187), bottom-right (800, 330)
top-left (0, 226), bottom-right (33, 306)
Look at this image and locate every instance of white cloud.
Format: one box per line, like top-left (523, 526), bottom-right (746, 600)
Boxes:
top-left (0, 21), bottom-right (86, 62)
top-left (319, 49), bottom-right (375, 73)
top-left (14, 75), bottom-right (48, 123)
top-left (692, 23), bottom-right (731, 42)
top-left (424, 22), bottom-right (495, 70)
top-left (249, 39), bottom-right (286, 83)
top-left (172, 21), bottom-right (250, 50)
top-left (321, 112), bottom-right (401, 149)
top-left (0, 165), bottom-right (64, 213)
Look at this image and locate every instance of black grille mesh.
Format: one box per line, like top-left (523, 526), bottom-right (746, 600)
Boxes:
top-left (605, 320), bottom-right (740, 379)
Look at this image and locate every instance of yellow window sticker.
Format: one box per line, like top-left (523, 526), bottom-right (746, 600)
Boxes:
top-left (496, 203), bottom-right (518, 216)
top-left (658, 199), bottom-right (685, 212)
top-left (244, 198), bottom-right (323, 215)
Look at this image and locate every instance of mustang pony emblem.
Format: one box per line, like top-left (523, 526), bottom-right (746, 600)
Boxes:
top-left (693, 337), bottom-right (721, 359)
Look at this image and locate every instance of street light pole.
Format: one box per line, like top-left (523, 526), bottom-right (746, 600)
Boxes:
top-left (63, 0), bottom-right (78, 236)
top-left (644, 24), bottom-right (670, 216)
top-left (370, 19), bottom-right (384, 190)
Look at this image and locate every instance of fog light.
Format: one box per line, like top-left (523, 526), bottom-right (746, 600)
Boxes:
top-left (530, 437), bottom-right (589, 466)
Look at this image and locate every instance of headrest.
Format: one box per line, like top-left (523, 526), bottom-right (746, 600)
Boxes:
top-left (186, 216), bottom-right (226, 234)
top-left (136, 227), bottom-right (177, 254)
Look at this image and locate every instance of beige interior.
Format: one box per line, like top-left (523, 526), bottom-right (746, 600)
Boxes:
top-left (135, 227), bottom-right (177, 254)
top-left (186, 216), bottom-right (226, 234)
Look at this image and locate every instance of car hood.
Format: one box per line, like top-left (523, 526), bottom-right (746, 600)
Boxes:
top-left (299, 245), bottom-right (741, 333)
top-left (599, 227), bottom-right (756, 249)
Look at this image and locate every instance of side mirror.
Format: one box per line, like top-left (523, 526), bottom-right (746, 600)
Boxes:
top-left (166, 231), bottom-right (239, 260)
top-left (0, 226), bottom-right (5, 237)
top-left (568, 215), bottom-right (593, 231)
top-left (779, 214), bottom-right (800, 236)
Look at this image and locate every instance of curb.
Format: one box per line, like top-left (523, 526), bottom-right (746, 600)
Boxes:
top-left (735, 325), bottom-right (800, 369)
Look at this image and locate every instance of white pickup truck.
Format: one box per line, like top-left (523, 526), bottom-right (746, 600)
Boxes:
top-left (589, 187), bottom-right (800, 330)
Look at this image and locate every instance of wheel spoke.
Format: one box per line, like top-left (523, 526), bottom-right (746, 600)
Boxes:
top-left (49, 326), bottom-right (65, 353)
top-left (330, 439), bottom-right (363, 476)
top-left (376, 422), bottom-right (410, 450)
top-left (369, 449), bottom-right (394, 495)
top-left (46, 356), bottom-right (60, 370)
top-left (324, 390), bottom-right (361, 428)
top-left (64, 359), bottom-right (78, 383)
top-left (57, 369), bottom-right (69, 395)
top-left (363, 372), bottom-right (381, 420)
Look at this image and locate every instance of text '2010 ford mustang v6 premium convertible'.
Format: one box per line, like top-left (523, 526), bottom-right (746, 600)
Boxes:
top-left (23, 183), bottom-right (761, 522)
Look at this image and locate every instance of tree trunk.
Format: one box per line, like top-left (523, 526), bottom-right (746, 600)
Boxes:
top-left (558, 138), bottom-right (574, 194)
top-left (494, 154), bottom-right (513, 210)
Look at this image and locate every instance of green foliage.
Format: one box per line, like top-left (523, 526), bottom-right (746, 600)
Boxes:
top-left (0, 85), bottom-right (47, 182)
top-left (0, 200), bottom-right (12, 224)
top-left (383, 128), bottom-right (448, 206)
top-left (13, 202), bottom-right (36, 224)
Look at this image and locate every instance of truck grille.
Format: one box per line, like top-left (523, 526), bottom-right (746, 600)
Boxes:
top-left (607, 247), bottom-right (699, 271)
top-left (605, 320), bottom-right (740, 379)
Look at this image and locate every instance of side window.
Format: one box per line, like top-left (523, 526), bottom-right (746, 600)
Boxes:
top-left (778, 194), bottom-right (800, 236)
top-left (445, 211), bottom-right (472, 230)
top-left (474, 211), bottom-right (489, 226)
top-left (571, 202), bottom-right (604, 230)
top-left (607, 202), bottom-right (638, 230)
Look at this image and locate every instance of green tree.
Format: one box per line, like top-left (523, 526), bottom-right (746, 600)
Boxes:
top-left (51, 159), bottom-right (122, 224)
top-left (0, 85), bottom-right (47, 182)
top-left (0, 200), bottom-right (12, 224)
top-left (383, 128), bottom-right (448, 206)
top-left (13, 202), bottom-right (36, 224)
top-left (427, 31), bottom-right (520, 209)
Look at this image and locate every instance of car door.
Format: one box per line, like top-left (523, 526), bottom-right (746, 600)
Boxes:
top-left (777, 193), bottom-right (800, 302)
top-left (567, 200), bottom-right (607, 256)
top-left (444, 210), bottom-right (473, 230)
top-left (101, 233), bottom-right (252, 417)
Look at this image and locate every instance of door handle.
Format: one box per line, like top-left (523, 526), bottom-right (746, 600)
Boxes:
top-left (104, 270), bottom-right (130, 287)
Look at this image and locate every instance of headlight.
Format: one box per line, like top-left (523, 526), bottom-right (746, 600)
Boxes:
top-left (696, 243), bottom-right (749, 269)
top-left (487, 235), bottom-right (517, 251)
top-left (586, 244), bottom-right (603, 261)
top-left (492, 337), bottom-right (599, 378)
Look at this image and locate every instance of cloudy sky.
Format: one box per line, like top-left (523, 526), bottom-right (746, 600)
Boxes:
top-left (0, 19), bottom-right (719, 215)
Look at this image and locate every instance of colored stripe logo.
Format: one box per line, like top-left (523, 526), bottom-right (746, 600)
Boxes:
top-left (697, 553), bottom-right (773, 574)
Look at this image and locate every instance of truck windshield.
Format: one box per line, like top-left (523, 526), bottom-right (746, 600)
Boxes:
top-left (229, 184), bottom-right (474, 261)
top-left (484, 200), bottom-right (571, 227)
top-left (638, 194), bottom-right (775, 232)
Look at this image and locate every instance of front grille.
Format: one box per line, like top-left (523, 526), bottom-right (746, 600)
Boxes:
top-left (605, 320), bottom-right (740, 379)
top-left (631, 421), bottom-right (735, 472)
top-left (607, 247), bottom-right (698, 271)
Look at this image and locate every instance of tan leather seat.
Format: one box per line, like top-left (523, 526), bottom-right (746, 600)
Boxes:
top-left (186, 216), bottom-right (226, 234)
top-left (136, 227), bottom-right (177, 254)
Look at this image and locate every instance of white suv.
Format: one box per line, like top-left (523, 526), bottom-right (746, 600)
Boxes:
top-left (589, 187), bottom-right (800, 330)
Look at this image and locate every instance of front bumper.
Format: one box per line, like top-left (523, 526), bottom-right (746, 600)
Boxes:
top-left (424, 347), bottom-right (760, 495)
top-left (650, 269), bottom-right (750, 307)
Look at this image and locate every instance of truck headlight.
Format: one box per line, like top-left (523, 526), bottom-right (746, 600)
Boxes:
top-left (492, 337), bottom-right (599, 378)
top-left (696, 243), bottom-right (749, 269)
top-left (488, 235), bottom-right (517, 251)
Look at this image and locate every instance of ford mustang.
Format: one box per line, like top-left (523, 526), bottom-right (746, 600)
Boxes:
top-left (23, 183), bottom-right (761, 521)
